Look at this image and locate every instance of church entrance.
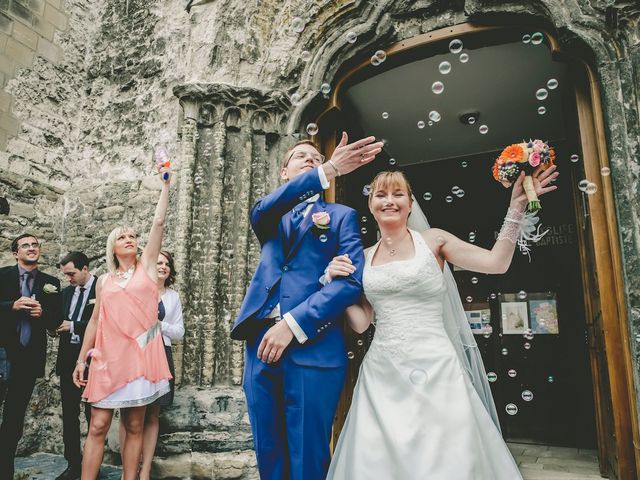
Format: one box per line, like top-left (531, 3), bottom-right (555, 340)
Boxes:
top-left (309, 23), bottom-right (637, 480)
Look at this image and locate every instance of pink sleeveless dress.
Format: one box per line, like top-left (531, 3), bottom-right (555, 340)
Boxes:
top-left (82, 264), bottom-right (172, 408)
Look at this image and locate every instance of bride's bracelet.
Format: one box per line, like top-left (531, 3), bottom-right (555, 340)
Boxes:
top-left (497, 207), bottom-right (525, 244)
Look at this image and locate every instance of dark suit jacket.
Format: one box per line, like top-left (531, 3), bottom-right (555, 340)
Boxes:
top-left (55, 277), bottom-right (96, 375)
top-left (0, 264), bottom-right (63, 377)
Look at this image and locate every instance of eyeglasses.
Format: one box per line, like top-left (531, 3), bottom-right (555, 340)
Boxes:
top-left (285, 150), bottom-right (325, 167)
top-left (18, 242), bottom-right (40, 250)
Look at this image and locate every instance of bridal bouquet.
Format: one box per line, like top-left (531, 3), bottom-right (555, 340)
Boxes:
top-left (492, 139), bottom-right (556, 212)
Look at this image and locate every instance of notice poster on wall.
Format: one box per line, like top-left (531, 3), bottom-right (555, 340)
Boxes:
top-left (464, 304), bottom-right (491, 334)
top-left (500, 301), bottom-right (529, 334)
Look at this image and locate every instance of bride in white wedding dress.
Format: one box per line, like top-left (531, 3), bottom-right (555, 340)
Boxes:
top-left (325, 167), bottom-right (558, 480)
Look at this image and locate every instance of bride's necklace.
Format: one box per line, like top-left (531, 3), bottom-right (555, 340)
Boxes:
top-left (383, 229), bottom-right (409, 257)
top-left (115, 265), bottom-right (134, 280)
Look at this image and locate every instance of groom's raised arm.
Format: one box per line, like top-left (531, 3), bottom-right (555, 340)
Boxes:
top-left (284, 209), bottom-right (364, 342)
top-left (250, 168), bottom-right (326, 244)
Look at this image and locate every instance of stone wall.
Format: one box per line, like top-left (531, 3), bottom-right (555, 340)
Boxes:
top-left (0, 0), bottom-right (639, 478)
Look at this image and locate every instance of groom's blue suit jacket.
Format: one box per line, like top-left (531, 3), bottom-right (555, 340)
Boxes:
top-left (232, 168), bottom-right (364, 367)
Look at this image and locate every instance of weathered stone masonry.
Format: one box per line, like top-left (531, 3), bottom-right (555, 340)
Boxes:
top-left (0, 1), bottom-right (638, 478)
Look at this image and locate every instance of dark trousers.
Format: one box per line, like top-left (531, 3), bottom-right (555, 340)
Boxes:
top-left (60, 368), bottom-right (91, 467)
top-left (0, 359), bottom-right (38, 479)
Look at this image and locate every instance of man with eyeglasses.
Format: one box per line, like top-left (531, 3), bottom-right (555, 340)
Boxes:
top-left (0, 233), bottom-right (63, 478)
top-left (232, 132), bottom-right (383, 480)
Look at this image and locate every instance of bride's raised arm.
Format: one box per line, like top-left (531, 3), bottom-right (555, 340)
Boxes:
top-left (428, 165), bottom-right (558, 275)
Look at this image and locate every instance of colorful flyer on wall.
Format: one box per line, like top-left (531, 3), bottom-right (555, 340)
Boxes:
top-left (464, 304), bottom-right (491, 334)
top-left (529, 298), bottom-right (559, 334)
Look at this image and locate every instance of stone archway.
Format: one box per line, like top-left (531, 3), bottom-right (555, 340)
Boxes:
top-left (163, 2), bottom-right (639, 478)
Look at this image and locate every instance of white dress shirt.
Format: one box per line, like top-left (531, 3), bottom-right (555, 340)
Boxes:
top-left (68, 275), bottom-right (96, 343)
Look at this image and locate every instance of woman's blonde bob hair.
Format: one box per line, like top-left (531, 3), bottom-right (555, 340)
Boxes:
top-left (105, 225), bottom-right (138, 274)
top-left (367, 171), bottom-right (414, 204)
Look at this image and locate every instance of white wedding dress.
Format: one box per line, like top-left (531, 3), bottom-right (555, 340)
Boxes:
top-left (327, 230), bottom-right (522, 480)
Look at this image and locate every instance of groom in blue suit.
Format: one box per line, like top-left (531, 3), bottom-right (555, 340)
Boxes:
top-left (232, 133), bottom-right (382, 480)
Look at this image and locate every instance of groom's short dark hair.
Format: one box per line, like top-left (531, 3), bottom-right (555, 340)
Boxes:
top-left (282, 139), bottom-right (321, 168)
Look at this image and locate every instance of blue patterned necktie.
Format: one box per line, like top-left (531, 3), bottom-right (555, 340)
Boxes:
top-left (158, 300), bottom-right (166, 321)
top-left (287, 202), bottom-right (308, 251)
top-left (18, 271), bottom-right (32, 347)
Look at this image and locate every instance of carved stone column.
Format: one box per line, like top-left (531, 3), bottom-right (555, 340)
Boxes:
top-left (172, 83), bottom-right (293, 387)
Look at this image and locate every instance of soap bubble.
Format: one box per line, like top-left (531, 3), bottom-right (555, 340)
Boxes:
top-left (361, 227), bottom-right (367, 234)
top-left (320, 83), bottom-right (331, 95)
top-left (347, 351), bottom-right (355, 359)
top-left (429, 110), bottom-right (441, 122)
top-left (374, 50), bottom-right (387, 62)
top-left (501, 348), bottom-right (508, 356)
top-left (346, 31), bottom-right (357, 44)
top-left (362, 185), bottom-right (371, 196)
top-left (505, 403), bottom-right (518, 415)
top-left (585, 182), bottom-right (598, 194)
top-left (319, 234), bottom-right (327, 243)
top-left (547, 78), bottom-right (558, 90)
top-left (370, 55), bottom-right (381, 66)
top-left (522, 390), bottom-right (534, 402)
top-left (445, 195), bottom-right (453, 203)
top-left (601, 167), bottom-right (611, 176)
top-left (508, 369), bottom-right (517, 378)
top-left (417, 120), bottom-right (426, 129)
top-left (578, 179), bottom-right (589, 191)
top-left (292, 17), bottom-right (305, 33)
top-left (538, 106), bottom-right (546, 115)
top-left (531, 32), bottom-right (544, 45)
top-left (431, 81), bottom-right (444, 94)
top-left (471, 277), bottom-right (478, 284)
top-left (479, 125), bottom-right (489, 134)
top-left (382, 112), bottom-right (389, 119)
top-left (570, 154), bottom-right (580, 163)
top-left (536, 88), bottom-right (548, 100)
top-left (438, 61), bottom-right (451, 74)
top-left (522, 34), bottom-right (531, 44)
top-left (449, 39), bottom-right (463, 54)
top-left (487, 372), bottom-right (497, 382)
top-left (306, 123), bottom-right (318, 136)
top-left (301, 51), bottom-right (312, 62)
top-left (409, 369), bottom-right (428, 385)
top-left (461, 161), bottom-right (468, 168)
top-left (291, 93), bottom-right (302, 106)
top-left (423, 192), bottom-right (432, 201)
top-left (459, 53), bottom-right (469, 63)
top-left (466, 296), bottom-right (473, 303)
top-left (389, 158), bottom-right (396, 166)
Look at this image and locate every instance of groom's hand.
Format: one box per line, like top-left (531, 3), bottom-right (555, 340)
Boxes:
top-left (321, 132), bottom-right (383, 181)
top-left (258, 320), bottom-right (294, 363)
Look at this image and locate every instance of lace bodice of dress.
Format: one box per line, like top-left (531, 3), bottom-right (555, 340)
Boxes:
top-left (364, 230), bottom-right (447, 353)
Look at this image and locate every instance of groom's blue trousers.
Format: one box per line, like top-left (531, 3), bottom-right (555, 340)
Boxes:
top-left (243, 324), bottom-right (346, 480)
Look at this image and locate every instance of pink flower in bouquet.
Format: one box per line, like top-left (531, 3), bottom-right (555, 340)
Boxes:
top-left (532, 139), bottom-right (545, 151)
top-left (312, 211), bottom-right (331, 229)
top-left (529, 152), bottom-right (541, 167)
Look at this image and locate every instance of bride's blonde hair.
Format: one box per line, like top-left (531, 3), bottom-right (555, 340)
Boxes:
top-left (368, 171), bottom-right (413, 204)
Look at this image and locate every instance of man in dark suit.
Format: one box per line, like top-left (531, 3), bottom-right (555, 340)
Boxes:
top-left (54, 251), bottom-right (95, 480)
top-left (0, 233), bottom-right (63, 478)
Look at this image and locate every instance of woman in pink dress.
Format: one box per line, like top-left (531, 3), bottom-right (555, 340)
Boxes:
top-left (73, 163), bottom-right (173, 480)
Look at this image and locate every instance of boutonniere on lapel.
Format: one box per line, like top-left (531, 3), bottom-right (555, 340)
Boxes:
top-left (312, 211), bottom-right (331, 231)
top-left (43, 283), bottom-right (58, 294)
top-left (311, 211), bottom-right (331, 241)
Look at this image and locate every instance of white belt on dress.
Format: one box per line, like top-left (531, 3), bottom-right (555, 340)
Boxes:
top-left (136, 322), bottom-right (161, 348)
